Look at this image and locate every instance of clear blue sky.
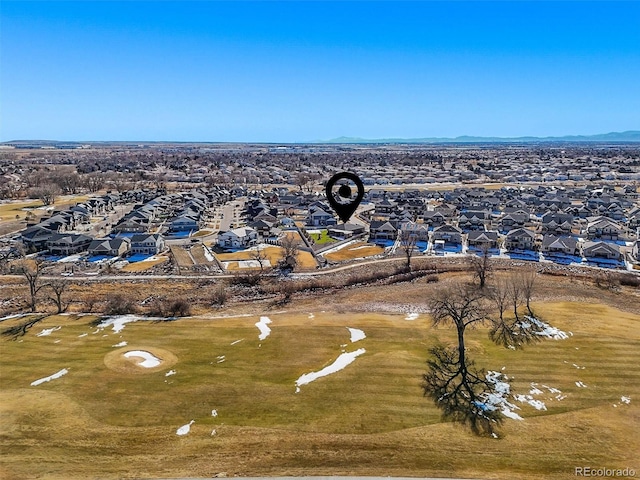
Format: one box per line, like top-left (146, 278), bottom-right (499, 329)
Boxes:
top-left (1, 1), bottom-right (639, 142)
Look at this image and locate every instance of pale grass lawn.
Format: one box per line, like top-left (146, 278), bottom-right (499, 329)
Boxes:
top-left (323, 242), bottom-right (384, 262)
top-left (0, 302), bottom-right (638, 479)
top-left (216, 245), bottom-right (317, 270)
top-left (120, 256), bottom-right (168, 272)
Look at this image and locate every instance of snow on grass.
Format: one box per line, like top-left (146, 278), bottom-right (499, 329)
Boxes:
top-left (621, 396), bottom-right (631, 404)
top-left (216, 355), bottom-right (226, 363)
top-left (31, 368), bottom-right (69, 386)
top-left (165, 370), bottom-right (176, 377)
top-left (36, 326), bottom-right (61, 337)
top-left (123, 350), bottom-right (161, 368)
top-left (203, 245), bottom-right (215, 262)
top-left (347, 327), bottom-right (366, 343)
top-left (176, 420), bottom-right (194, 436)
top-left (255, 316), bottom-right (272, 341)
top-left (405, 313), bottom-right (419, 321)
top-left (523, 316), bottom-right (569, 340)
top-left (295, 348), bottom-right (366, 391)
top-left (98, 315), bottom-right (144, 334)
top-left (480, 371), bottom-right (523, 421)
top-left (112, 341), bottom-right (128, 347)
top-left (575, 381), bottom-right (588, 388)
top-left (0, 313), bottom-right (28, 322)
top-left (230, 339), bottom-right (243, 345)
top-left (78, 333), bottom-right (88, 338)
top-left (308, 313), bottom-right (315, 319)
top-left (211, 409), bottom-right (218, 417)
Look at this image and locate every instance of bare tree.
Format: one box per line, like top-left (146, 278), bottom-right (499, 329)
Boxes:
top-left (251, 246), bottom-right (270, 273)
top-left (48, 280), bottom-right (71, 314)
top-left (399, 230), bottom-right (418, 271)
top-left (16, 260), bottom-right (46, 312)
top-left (468, 245), bottom-right (491, 289)
top-left (29, 184), bottom-right (61, 206)
top-left (517, 267), bottom-right (537, 316)
top-left (278, 235), bottom-right (300, 271)
top-left (423, 279), bottom-right (544, 436)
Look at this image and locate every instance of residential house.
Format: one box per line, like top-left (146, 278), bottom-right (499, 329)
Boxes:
top-left (46, 233), bottom-right (93, 256)
top-left (540, 235), bottom-right (579, 256)
top-left (504, 228), bottom-right (536, 251)
top-left (20, 225), bottom-right (55, 252)
top-left (130, 234), bottom-right (166, 255)
top-left (217, 227), bottom-right (258, 249)
top-left (432, 224), bottom-right (463, 245)
top-left (306, 207), bottom-right (336, 227)
top-left (328, 223), bottom-right (366, 239)
top-left (467, 231), bottom-right (500, 250)
top-left (582, 241), bottom-right (622, 261)
top-left (586, 217), bottom-right (623, 241)
top-left (88, 237), bottom-right (131, 257)
top-left (369, 221), bottom-right (397, 241)
top-left (398, 221), bottom-right (430, 242)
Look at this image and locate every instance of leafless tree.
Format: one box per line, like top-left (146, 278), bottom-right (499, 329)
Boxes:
top-left (279, 235), bottom-right (300, 271)
top-left (468, 245), bottom-right (492, 289)
top-left (48, 279), bottom-right (71, 314)
top-left (16, 260), bottom-right (46, 312)
top-left (251, 246), bottom-right (270, 273)
top-left (423, 279), bottom-right (544, 435)
top-left (517, 267), bottom-right (537, 316)
top-left (399, 230), bottom-right (418, 271)
top-left (29, 184), bottom-right (61, 206)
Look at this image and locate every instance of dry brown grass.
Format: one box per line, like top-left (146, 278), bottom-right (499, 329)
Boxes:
top-left (0, 289), bottom-right (638, 479)
top-left (216, 245), bottom-right (317, 270)
top-left (323, 242), bottom-right (385, 262)
top-left (120, 256), bottom-right (168, 272)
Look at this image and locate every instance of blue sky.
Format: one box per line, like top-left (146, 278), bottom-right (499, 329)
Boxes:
top-left (1, 1), bottom-right (639, 142)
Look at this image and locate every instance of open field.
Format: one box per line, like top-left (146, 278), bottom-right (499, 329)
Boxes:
top-left (1, 293), bottom-right (638, 479)
top-left (216, 245), bottom-right (318, 270)
top-left (119, 255), bottom-right (169, 272)
top-left (323, 241), bottom-right (385, 262)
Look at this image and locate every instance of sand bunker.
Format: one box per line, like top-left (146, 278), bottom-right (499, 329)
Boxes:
top-left (104, 346), bottom-right (177, 374)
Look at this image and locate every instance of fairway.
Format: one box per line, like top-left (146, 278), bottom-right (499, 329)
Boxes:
top-left (1, 301), bottom-right (638, 479)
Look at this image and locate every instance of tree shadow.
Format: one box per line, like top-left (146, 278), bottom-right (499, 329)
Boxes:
top-left (422, 345), bottom-right (504, 436)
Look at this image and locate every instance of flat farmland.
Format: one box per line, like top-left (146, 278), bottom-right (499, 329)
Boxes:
top-left (1, 297), bottom-right (638, 479)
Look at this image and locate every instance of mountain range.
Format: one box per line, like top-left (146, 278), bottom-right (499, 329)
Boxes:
top-left (319, 131), bottom-right (640, 144)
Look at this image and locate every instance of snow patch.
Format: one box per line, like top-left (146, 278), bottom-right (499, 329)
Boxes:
top-left (575, 381), bottom-right (587, 388)
top-left (112, 341), bottom-right (128, 347)
top-left (295, 348), bottom-right (366, 389)
top-left (31, 368), bottom-right (69, 386)
top-left (255, 316), bottom-right (272, 340)
top-left (203, 245), bottom-right (215, 262)
top-left (523, 316), bottom-right (569, 340)
top-left (124, 350), bottom-right (161, 368)
top-left (621, 396), bottom-right (631, 404)
top-left (481, 371), bottom-right (523, 421)
top-left (211, 409), bottom-right (218, 417)
top-left (36, 326), bottom-right (61, 337)
top-left (347, 327), bottom-right (366, 343)
top-left (405, 313), bottom-right (419, 321)
top-left (230, 339), bottom-right (243, 345)
top-left (78, 333), bottom-right (88, 338)
top-left (176, 420), bottom-right (194, 436)
top-left (165, 370), bottom-right (176, 377)
top-left (98, 315), bottom-right (146, 334)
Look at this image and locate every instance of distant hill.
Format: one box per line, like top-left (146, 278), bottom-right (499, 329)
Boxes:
top-left (320, 131), bottom-right (640, 144)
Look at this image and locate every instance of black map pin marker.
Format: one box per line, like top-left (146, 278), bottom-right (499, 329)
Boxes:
top-left (325, 172), bottom-right (365, 223)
